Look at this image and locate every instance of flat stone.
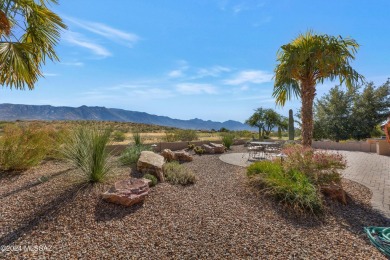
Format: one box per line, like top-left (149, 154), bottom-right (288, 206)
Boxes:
top-left (210, 143), bottom-right (225, 154)
top-left (174, 150), bottom-right (193, 162)
top-left (137, 151), bottom-right (165, 182)
top-left (161, 149), bottom-right (175, 162)
top-left (102, 178), bottom-right (149, 207)
top-left (202, 144), bottom-right (215, 154)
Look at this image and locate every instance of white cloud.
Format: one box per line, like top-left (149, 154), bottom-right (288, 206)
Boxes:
top-left (168, 70), bottom-right (184, 78)
top-left (65, 16), bottom-right (140, 47)
top-left (176, 83), bottom-right (217, 95)
top-left (61, 61), bottom-right (84, 67)
top-left (224, 70), bottom-right (273, 85)
top-left (196, 66), bottom-right (231, 78)
top-left (63, 31), bottom-right (111, 57)
top-left (43, 73), bottom-right (59, 77)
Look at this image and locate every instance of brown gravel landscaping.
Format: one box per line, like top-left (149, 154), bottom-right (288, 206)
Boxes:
top-left (1, 145), bottom-right (389, 259)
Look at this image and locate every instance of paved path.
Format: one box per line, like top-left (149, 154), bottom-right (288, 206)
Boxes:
top-left (339, 151), bottom-right (390, 218)
top-left (220, 151), bottom-right (390, 218)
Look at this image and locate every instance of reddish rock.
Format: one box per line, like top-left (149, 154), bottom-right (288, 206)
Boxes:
top-left (102, 178), bottom-right (149, 207)
top-left (202, 144), bottom-right (215, 154)
top-left (321, 184), bottom-right (347, 205)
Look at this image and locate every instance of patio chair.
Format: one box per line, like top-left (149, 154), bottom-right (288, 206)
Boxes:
top-left (264, 143), bottom-right (282, 159)
top-left (247, 145), bottom-right (265, 161)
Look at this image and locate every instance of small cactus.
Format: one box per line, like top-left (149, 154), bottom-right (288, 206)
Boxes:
top-left (288, 109), bottom-right (294, 140)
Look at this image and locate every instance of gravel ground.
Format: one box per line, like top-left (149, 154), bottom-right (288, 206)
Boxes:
top-left (1, 145), bottom-right (389, 259)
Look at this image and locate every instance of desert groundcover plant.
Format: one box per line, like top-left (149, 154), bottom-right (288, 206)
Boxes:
top-left (163, 161), bottom-right (197, 185)
top-left (62, 126), bottom-right (112, 183)
top-left (221, 133), bottom-right (235, 149)
top-left (247, 161), bottom-right (323, 214)
top-left (119, 144), bottom-right (151, 166)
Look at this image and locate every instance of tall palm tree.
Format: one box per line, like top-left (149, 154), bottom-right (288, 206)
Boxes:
top-left (273, 31), bottom-right (364, 146)
top-left (0, 0), bottom-right (66, 90)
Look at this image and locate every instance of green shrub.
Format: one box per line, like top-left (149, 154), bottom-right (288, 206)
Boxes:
top-left (132, 132), bottom-right (142, 146)
top-left (144, 173), bottom-right (158, 187)
top-left (248, 161), bottom-right (323, 214)
top-left (119, 144), bottom-right (151, 166)
top-left (0, 124), bottom-right (51, 171)
top-left (112, 130), bottom-right (126, 142)
top-left (187, 143), bottom-right (195, 150)
top-left (221, 133), bottom-right (235, 149)
top-left (194, 146), bottom-right (204, 155)
top-left (163, 161), bottom-right (196, 185)
top-left (62, 126), bottom-right (112, 183)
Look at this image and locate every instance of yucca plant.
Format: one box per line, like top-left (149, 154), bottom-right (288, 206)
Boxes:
top-left (62, 126), bottom-right (112, 183)
top-left (133, 132), bottom-right (142, 146)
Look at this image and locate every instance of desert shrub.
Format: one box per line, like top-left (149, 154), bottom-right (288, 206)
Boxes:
top-left (132, 132), bottom-right (142, 145)
top-left (221, 133), bottom-right (235, 149)
top-left (112, 130), bottom-right (126, 142)
top-left (0, 124), bottom-right (50, 171)
top-left (282, 144), bottom-right (346, 185)
top-left (163, 161), bottom-right (196, 185)
top-left (119, 144), bottom-right (151, 166)
top-left (248, 161), bottom-right (323, 214)
top-left (143, 173), bottom-right (158, 187)
top-left (194, 146), bottom-right (204, 155)
top-left (187, 143), bottom-right (195, 150)
top-left (62, 126), bottom-right (112, 183)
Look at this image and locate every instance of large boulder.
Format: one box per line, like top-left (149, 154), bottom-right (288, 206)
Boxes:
top-left (173, 150), bottom-right (193, 162)
top-left (210, 143), bottom-right (225, 154)
top-left (202, 144), bottom-right (215, 154)
top-left (161, 149), bottom-right (175, 162)
top-left (161, 149), bottom-right (193, 162)
top-left (102, 178), bottom-right (149, 207)
top-left (137, 151), bottom-right (165, 182)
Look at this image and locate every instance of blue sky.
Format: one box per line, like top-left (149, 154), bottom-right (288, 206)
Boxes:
top-left (2, 0), bottom-right (390, 122)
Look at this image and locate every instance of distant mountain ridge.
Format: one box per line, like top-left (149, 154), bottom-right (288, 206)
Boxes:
top-left (0, 104), bottom-right (253, 131)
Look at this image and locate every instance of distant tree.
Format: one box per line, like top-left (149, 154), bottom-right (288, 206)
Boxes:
top-left (0, 0), bottom-right (66, 89)
top-left (263, 109), bottom-right (281, 136)
top-left (219, 127), bottom-right (229, 132)
top-left (350, 80), bottom-right (390, 140)
top-left (273, 31), bottom-right (364, 146)
top-left (314, 85), bottom-right (356, 141)
top-left (313, 80), bottom-right (390, 141)
top-left (277, 115), bottom-right (288, 139)
top-left (245, 108), bottom-right (266, 140)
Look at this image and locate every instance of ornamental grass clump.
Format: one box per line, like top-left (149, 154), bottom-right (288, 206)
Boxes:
top-left (247, 160), bottom-right (323, 214)
top-left (62, 126), bottom-right (112, 183)
top-left (0, 124), bottom-right (50, 171)
top-left (281, 144), bottom-right (346, 186)
top-left (163, 161), bottom-right (196, 186)
top-left (221, 133), bottom-right (235, 150)
top-left (119, 144), bottom-right (151, 166)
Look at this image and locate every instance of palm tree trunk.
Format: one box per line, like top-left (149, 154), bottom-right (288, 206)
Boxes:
top-left (301, 81), bottom-right (316, 147)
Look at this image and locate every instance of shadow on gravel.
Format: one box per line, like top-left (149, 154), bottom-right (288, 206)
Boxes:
top-left (329, 192), bottom-right (390, 234)
top-left (0, 168), bottom-right (73, 199)
top-left (0, 183), bottom-right (85, 246)
top-left (94, 199), bottom-right (144, 222)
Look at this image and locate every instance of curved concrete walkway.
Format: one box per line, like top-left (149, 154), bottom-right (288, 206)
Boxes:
top-left (220, 151), bottom-right (390, 218)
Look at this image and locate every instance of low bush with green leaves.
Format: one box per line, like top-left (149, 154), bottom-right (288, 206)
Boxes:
top-left (62, 126), bottom-right (112, 183)
top-left (119, 144), bottom-right (151, 166)
top-left (143, 173), bottom-right (158, 187)
top-left (165, 129), bottom-right (198, 142)
top-left (194, 146), bottom-right (204, 155)
top-left (163, 161), bottom-right (196, 185)
top-left (248, 161), bottom-right (323, 214)
top-left (221, 133), bottom-right (235, 149)
top-left (0, 124), bottom-right (51, 171)
top-left (112, 130), bottom-right (126, 142)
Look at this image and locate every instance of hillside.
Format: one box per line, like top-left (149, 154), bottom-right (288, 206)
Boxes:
top-left (0, 104), bottom-right (253, 131)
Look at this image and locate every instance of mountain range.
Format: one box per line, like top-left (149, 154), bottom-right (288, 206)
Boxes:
top-left (0, 104), bottom-right (253, 131)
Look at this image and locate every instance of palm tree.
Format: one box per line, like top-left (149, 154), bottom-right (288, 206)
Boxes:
top-left (0, 0), bottom-right (66, 90)
top-left (273, 31), bottom-right (364, 146)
